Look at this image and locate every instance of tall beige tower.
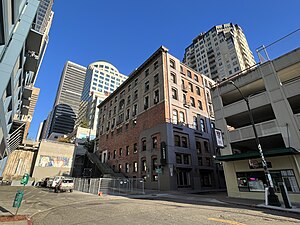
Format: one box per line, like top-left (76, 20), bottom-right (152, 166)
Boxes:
top-left (183, 23), bottom-right (256, 81)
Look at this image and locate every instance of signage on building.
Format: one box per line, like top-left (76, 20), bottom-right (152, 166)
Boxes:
top-left (248, 159), bottom-right (272, 169)
top-left (215, 128), bottom-right (224, 148)
top-left (160, 142), bottom-right (167, 165)
top-left (155, 168), bottom-right (162, 174)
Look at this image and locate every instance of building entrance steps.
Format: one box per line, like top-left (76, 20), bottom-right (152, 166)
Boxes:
top-left (86, 152), bottom-right (125, 178)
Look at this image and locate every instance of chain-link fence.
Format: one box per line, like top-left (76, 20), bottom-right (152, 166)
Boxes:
top-left (74, 178), bottom-right (145, 195)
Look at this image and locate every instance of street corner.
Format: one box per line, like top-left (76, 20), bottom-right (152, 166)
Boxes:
top-left (0, 215), bottom-right (32, 225)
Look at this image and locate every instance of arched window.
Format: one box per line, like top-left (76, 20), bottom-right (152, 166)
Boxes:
top-left (172, 109), bottom-right (178, 124)
top-left (179, 112), bottom-right (185, 123)
top-left (200, 119), bottom-right (206, 132)
top-left (193, 116), bottom-right (198, 130)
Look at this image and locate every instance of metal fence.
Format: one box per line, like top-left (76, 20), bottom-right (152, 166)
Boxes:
top-left (74, 178), bottom-right (145, 195)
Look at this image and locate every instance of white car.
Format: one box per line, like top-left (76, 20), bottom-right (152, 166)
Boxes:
top-left (50, 176), bottom-right (65, 188)
top-left (46, 177), bottom-right (54, 188)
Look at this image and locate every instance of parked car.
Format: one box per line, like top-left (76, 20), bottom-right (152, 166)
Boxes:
top-left (54, 178), bottom-right (74, 193)
top-left (37, 177), bottom-right (50, 187)
top-left (46, 177), bottom-right (54, 188)
top-left (51, 176), bottom-right (65, 189)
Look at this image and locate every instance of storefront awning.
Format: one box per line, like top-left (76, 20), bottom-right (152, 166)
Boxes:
top-left (216, 147), bottom-right (299, 162)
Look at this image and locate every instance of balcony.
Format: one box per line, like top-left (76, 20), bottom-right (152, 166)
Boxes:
top-left (228, 119), bottom-right (281, 142)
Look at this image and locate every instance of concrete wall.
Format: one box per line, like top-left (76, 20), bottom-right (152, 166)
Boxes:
top-left (32, 140), bottom-right (75, 181)
top-left (2, 150), bottom-right (35, 180)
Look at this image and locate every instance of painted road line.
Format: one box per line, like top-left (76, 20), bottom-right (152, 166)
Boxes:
top-left (208, 218), bottom-right (247, 225)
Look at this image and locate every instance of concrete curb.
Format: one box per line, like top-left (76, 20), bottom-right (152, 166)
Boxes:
top-left (0, 215), bottom-right (32, 224)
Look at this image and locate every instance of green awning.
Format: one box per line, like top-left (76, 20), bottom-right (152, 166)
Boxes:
top-left (216, 147), bottom-right (299, 162)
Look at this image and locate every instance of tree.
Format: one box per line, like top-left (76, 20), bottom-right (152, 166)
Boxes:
top-left (57, 136), bottom-right (71, 143)
top-left (80, 119), bottom-right (89, 129)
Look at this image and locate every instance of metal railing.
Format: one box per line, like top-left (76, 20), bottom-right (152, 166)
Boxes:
top-left (256, 28), bottom-right (300, 63)
top-left (74, 177), bottom-right (145, 196)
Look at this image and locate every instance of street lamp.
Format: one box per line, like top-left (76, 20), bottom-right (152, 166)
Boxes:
top-left (229, 81), bottom-right (281, 206)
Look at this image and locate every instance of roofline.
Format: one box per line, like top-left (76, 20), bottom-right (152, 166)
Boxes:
top-left (97, 46), bottom-right (169, 108)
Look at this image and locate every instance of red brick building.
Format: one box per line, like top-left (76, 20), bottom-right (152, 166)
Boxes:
top-left (96, 46), bottom-right (225, 191)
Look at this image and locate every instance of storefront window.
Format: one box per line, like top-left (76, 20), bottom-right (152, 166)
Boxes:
top-left (236, 170), bottom-right (300, 193)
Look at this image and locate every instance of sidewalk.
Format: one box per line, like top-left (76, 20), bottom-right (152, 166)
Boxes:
top-left (139, 189), bottom-right (300, 214)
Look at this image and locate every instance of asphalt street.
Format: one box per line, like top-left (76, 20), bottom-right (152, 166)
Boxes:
top-left (0, 186), bottom-right (299, 225)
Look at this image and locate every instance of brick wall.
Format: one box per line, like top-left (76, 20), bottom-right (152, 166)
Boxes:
top-left (98, 102), bottom-right (166, 177)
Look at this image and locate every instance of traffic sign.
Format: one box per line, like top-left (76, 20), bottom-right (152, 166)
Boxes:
top-left (20, 173), bottom-right (29, 185)
top-left (12, 190), bottom-right (24, 208)
top-left (155, 168), bottom-right (162, 174)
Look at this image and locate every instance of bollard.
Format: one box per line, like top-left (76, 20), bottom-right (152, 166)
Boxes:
top-left (265, 187), bottom-right (269, 206)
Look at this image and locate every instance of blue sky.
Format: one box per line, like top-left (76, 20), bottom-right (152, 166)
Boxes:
top-left (28, 0), bottom-right (300, 139)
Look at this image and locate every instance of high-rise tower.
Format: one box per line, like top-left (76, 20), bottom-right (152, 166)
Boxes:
top-left (183, 23), bottom-right (255, 81)
top-left (77, 61), bottom-right (127, 131)
top-left (48, 61), bottom-right (87, 136)
top-left (0, 0), bottom-right (54, 158)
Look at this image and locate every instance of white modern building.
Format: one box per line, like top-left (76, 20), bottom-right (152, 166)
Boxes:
top-left (183, 23), bottom-right (256, 81)
top-left (77, 61), bottom-right (127, 131)
top-left (211, 47), bottom-right (300, 202)
top-left (0, 0), bottom-right (53, 161)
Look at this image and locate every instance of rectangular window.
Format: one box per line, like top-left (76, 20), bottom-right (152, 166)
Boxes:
top-left (134, 90), bottom-right (138, 100)
top-left (142, 159), bottom-right (147, 171)
top-left (190, 97), bottom-right (195, 107)
top-left (172, 88), bottom-right (178, 100)
top-left (174, 135), bottom-right (180, 147)
top-left (132, 104), bottom-right (137, 116)
top-left (145, 81), bottom-right (149, 92)
top-left (176, 154), bottom-right (182, 164)
top-left (198, 100), bottom-right (203, 110)
top-left (145, 68), bottom-right (149, 77)
top-left (188, 83), bottom-right (193, 92)
top-left (152, 137), bottom-right (158, 149)
top-left (187, 70), bottom-right (191, 78)
top-left (144, 96), bottom-right (149, 110)
top-left (196, 141), bottom-right (201, 154)
top-left (133, 162), bottom-right (138, 172)
top-left (183, 154), bottom-right (190, 164)
top-left (154, 74), bottom-right (159, 85)
top-left (152, 158), bottom-right (158, 171)
top-left (198, 157), bottom-right (202, 166)
top-left (171, 73), bottom-right (176, 83)
top-left (127, 95), bottom-right (131, 105)
top-left (170, 60), bottom-right (175, 69)
top-left (196, 87), bottom-right (201, 95)
top-left (154, 90), bottom-right (159, 104)
top-left (204, 141), bottom-right (209, 152)
top-left (154, 61), bottom-right (158, 69)
top-left (142, 140), bottom-right (146, 151)
top-left (133, 143), bottom-right (138, 153)
top-left (126, 146), bottom-right (130, 155)
top-left (125, 163), bottom-right (129, 173)
top-left (181, 137), bottom-right (188, 148)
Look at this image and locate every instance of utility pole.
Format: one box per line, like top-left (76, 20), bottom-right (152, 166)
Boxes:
top-left (229, 81), bottom-right (281, 206)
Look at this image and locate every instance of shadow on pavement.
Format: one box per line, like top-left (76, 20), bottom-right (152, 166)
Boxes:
top-left (125, 192), bottom-right (300, 222)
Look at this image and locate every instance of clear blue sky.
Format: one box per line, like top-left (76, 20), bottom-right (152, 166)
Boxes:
top-left (28, 0), bottom-right (300, 139)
